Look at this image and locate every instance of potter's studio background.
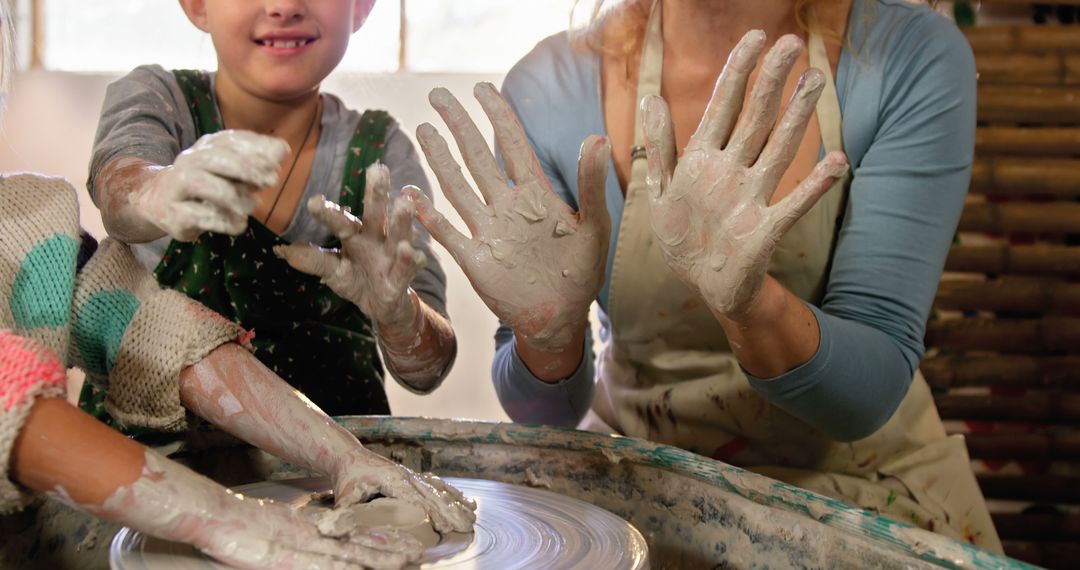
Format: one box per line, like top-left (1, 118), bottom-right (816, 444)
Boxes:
top-left (5, 2), bottom-right (1080, 568)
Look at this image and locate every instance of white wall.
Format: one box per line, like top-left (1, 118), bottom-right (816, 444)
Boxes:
top-left (0, 69), bottom-right (512, 422)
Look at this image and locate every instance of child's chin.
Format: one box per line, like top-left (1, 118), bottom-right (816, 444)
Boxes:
top-left (257, 79), bottom-right (323, 101)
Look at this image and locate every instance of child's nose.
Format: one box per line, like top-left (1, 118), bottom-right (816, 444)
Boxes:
top-left (265, 0), bottom-right (307, 21)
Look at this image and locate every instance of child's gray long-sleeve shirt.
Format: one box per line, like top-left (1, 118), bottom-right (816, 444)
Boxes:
top-left (88, 65), bottom-right (453, 388)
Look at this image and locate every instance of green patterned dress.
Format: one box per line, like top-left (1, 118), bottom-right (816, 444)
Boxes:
top-left (151, 70), bottom-right (392, 417)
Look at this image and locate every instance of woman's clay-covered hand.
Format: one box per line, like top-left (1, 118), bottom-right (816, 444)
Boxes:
top-left (331, 449), bottom-right (477, 534)
top-left (93, 451), bottom-right (423, 570)
top-left (406, 83), bottom-right (611, 351)
top-left (274, 164), bottom-right (426, 330)
top-left (640, 31), bottom-right (849, 319)
top-left (127, 130), bottom-right (288, 242)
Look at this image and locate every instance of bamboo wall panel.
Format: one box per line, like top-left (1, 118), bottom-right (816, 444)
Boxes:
top-left (992, 513), bottom-right (1080, 541)
top-left (944, 245), bottom-right (1080, 275)
top-left (923, 354), bottom-right (1080, 389)
top-left (973, 54), bottom-right (1080, 86)
top-left (978, 475), bottom-right (1080, 503)
top-left (964, 432), bottom-right (1080, 461)
top-left (944, 22), bottom-right (1080, 569)
top-left (924, 317), bottom-right (1080, 352)
top-left (1000, 542), bottom-right (1080, 570)
top-left (958, 202), bottom-right (1080, 233)
top-left (970, 158), bottom-right (1080, 196)
top-left (935, 277), bottom-right (1080, 313)
top-left (935, 392), bottom-right (1080, 421)
top-left (975, 53), bottom-right (1068, 85)
top-left (975, 127), bottom-right (1080, 156)
top-left (977, 86), bottom-right (1080, 124)
top-left (1068, 54), bottom-right (1080, 85)
top-left (965, 26), bottom-right (1080, 53)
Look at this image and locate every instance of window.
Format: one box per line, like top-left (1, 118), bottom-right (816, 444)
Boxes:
top-left (405, 0), bottom-right (576, 73)
top-left (34, 0), bottom-right (578, 73)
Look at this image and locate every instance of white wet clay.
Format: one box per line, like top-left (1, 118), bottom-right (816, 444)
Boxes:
top-left (331, 450), bottom-right (478, 535)
top-left (318, 497), bottom-right (441, 549)
top-left (641, 31), bottom-right (849, 318)
top-left (408, 82), bottom-right (612, 351)
top-left (85, 451), bottom-right (422, 570)
top-left (128, 129), bottom-right (289, 242)
top-left (274, 164), bottom-right (426, 330)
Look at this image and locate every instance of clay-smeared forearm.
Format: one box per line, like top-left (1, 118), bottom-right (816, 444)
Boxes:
top-left (712, 276), bottom-right (820, 378)
top-left (96, 130), bottom-right (287, 243)
top-left (513, 325), bottom-right (588, 383)
top-left (13, 398), bottom-right (419, 569)
top-left (94, 158), bottom-right (172, 243)
top-left (492, 330), bottom-right (597, 427)
top-left (274, 164), bottom-right (457, 392)
top-left (178, 343), bottom-right (475, 533)
top-left (376, 289), bottom-right (458, 393)
top-left (178, 343), bottom-right (360, 476)
top-left (12, 398), bottom-right (145, 508)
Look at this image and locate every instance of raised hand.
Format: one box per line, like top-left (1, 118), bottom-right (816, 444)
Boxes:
top-left (641, 31), bottom-right (849, 319)
top-left (274, 164), bottom-right (426, 330)
top-left (128, 130), bottom-right (288, 242)
top-left (405, 83), bottom-right (611, 352)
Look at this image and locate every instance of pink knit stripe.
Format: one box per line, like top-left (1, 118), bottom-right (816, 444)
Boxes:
top-left (0, 331), bottom-right (66, 412)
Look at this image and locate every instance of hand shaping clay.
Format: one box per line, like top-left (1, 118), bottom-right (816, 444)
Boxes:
top-left (317, 497), bottom-right (441, 549)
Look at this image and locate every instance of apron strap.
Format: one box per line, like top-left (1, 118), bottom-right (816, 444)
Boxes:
top-left (173, 69), bottom-right (224, 136)
top-left (339, 109), bottom-right (393, 216)
top-left (630, 0), bottom-right (665, 167)
top-left (808, 34), bottom-right (844, 155)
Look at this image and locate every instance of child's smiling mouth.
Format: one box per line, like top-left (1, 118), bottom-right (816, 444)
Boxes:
top-left (255, 38), bottom-right (317, 48)
top-left (254, 30), bottom-right (320, 52)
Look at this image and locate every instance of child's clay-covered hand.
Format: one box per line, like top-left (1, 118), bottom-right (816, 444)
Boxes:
top-left (178, 343), bottom-right (472, 541)
top-left (91, 451), bottom-right (423, 570)
top-left (640, 31), bottom-right (849, 319)
top-left (129, 130), bottom-right (288, 242)
top-left (330, 449), bottom-right (477, 534)
top-left (407, 83), bottom-right (611, 351)
top-left (273, 164), bottom-right (426, 330)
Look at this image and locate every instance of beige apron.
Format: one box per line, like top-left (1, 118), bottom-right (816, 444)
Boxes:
top-left (588, 2), bottom-right (1002, 553)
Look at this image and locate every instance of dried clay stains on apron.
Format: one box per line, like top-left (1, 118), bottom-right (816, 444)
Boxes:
top-left (588, 2), bottom-right (1002, 552)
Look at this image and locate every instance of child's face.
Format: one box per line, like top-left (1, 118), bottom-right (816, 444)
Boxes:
top-left (181, 0), bottom-right (374, 101)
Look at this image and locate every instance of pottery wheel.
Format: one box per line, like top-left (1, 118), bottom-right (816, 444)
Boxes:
top-left (110, 477), bottom-right (649, 569)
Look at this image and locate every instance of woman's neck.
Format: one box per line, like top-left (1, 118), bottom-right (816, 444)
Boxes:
top-left (665, 0), bottom-right (801, 59)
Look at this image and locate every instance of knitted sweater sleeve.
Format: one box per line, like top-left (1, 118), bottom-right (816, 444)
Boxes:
top-left (0, 332), bottom-right (67, 513)
top-left (0, 172), bottom-right (245, 434)
top-left (70, 239), bottom-right (246, 432)
top-left (0, 176), bottom-right (77, 511)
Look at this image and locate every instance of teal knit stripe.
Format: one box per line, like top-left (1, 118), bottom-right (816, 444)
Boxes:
top-left (9, 234), bottom-right (78, 330)
top-left (73, 290), bottom-right (140, 375)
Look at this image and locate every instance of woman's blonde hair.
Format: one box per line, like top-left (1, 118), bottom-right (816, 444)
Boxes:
top-left (0, 0), bottom-right (13, 94)
top-left (570, 0), bottom-right (841, 81)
